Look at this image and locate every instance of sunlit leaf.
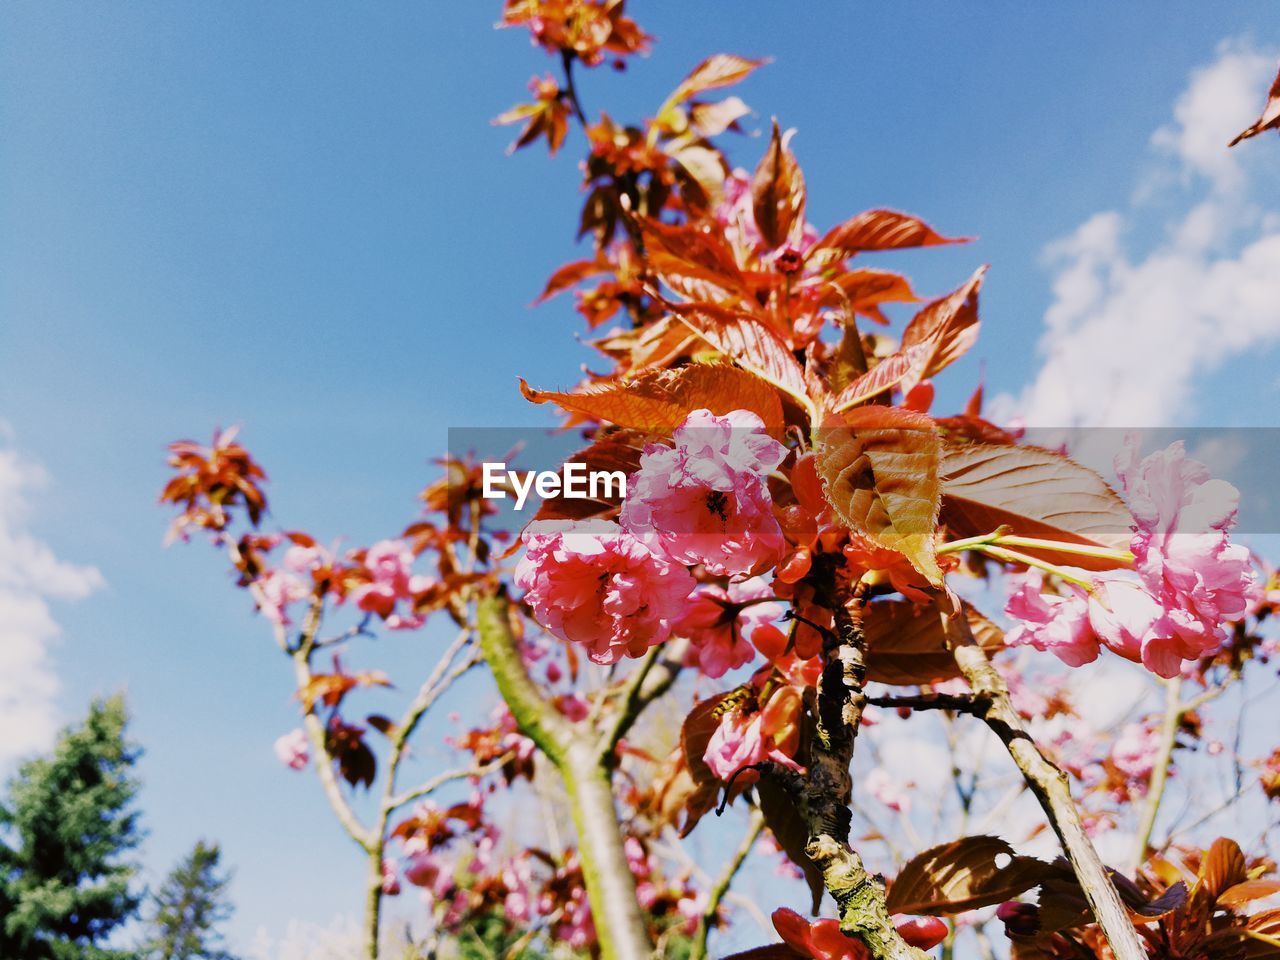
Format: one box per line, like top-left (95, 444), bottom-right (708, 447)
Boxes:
top-left (863, 599), bottom-right (1003, 685)
top-left (519, 362), bottom-right (785, 436)
top-left (809, 209), bottom-right (969, 266)
top-left (939, 442), bottom-right (1134, 571)
top-left (1229, 65), bottom-right (1280, 147)
top-left (667, 54), bottom-right (768, 106)
top-left (816, 406), bottom-right (943, 585)
top-left (899, 266), bottom-right (986, 394)
top-left (886, 836), bottom-right (1056, 916)
top-left (752, 121), bottom-right (805, 249)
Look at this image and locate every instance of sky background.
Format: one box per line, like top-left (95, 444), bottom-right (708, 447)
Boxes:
top-left (2, 3), bottom-right (1280, 955)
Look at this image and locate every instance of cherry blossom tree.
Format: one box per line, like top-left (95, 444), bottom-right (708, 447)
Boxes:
top-left (162, 5), bottom-right (1280, 959)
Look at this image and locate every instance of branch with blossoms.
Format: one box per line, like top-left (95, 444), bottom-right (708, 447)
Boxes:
top-left (161, 6), bottom-right (1280, 960)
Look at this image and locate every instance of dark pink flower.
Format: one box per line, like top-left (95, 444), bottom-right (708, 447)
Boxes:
top-left (514, 520), bottom-right (695, 664)
top-left (620, 409), bottom-right (788, 578)
top-left (675, 576), bottom-right (783, 678)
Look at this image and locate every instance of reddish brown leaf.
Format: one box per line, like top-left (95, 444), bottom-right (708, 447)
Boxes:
top-left (816, 406), bottom-right (944, 585)
top-left (298, 670), bottom-right (392, 712)
top-left (863, 599), bottom-right (1003, 686)
top-left (830, 343), bottom-right (932, 412)
top-left (1229, 65), bottom-right (1280, 147)
top-left (939, 442), bottom-right (1134, 571)
top-left (535, 259), bottom-right (610, 303)
top-left (751, 120), bottom-right (806, 249)
top-left (519, 362), bottom-right (785, 436)
top-left (1200, 838), bottom-right (1251, 900)
top-left (899, 267), bottom-right (987, 394)
top-left (640, 217), bottom-right (743, 292)
top-left (671, 302), bottom-right (813, 415)
top-left (667, 54), bottom-right (768, 105)
top-left (810, 209), bottom-right (969, 265)
top-left (886, 836), bottom-right (1057, 916)
top-left (1219, 879), bottom-right (1280, 910)
top-left (689, 95), bottom-right (751, 137)
top-left (531, 435), bottom-right (644, 523)
top-left (814, 268), bottom-right (920, 319)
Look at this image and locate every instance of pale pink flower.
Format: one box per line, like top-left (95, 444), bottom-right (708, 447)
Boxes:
top-left (1087, 574), bottom-right (1173, 675)
top-left (620, 409), bottom-right (788, 578)
top-left (675, 576), bottom-right (783, 678)
top-left (514, 520), bottom-right (695, 664)
top-left (257, 570), bottom-right (309, 626)
top-left (1109, 719), bottom-right (1161, 791)
top-left (502, 857), bottom-right (533, 923)
top-left (1117, 439), bottom-right (1258, 664)
top-left (865, 767), bottom-right (912, 813)
top-left (273, 728), bottom-right (309, 770)
top-left (282, 543), bottom-right (331, 574)
top-left (1004, 570), bottom-right (1099, 667)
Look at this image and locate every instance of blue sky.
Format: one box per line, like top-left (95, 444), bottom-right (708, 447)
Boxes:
top-left (2, 2), bottom-right (1280, 953)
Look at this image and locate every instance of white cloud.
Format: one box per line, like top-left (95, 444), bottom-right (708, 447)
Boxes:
top-left (0, 442), bottom-right (104, 768)
top-left (996, 40), bottom-right (1280, 428)
top-left (246, 916), bottom-right (363, 960)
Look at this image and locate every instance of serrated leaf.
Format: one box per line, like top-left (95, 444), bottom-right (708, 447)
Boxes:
top-left (532, 435), bottom-right (644, 523)
top-left (809, 209), bottom-right (969, 267)
top-left (535, 259), bottom-right (610, 303)
top-left (758, 779), bottom-right (825, 913)
top-left (752, 121), bottom-right (805, 249)
top-left (830, 343), bottom-right (932, 412)
top-left (813, 268), bottom-right (920, 319)
top-left (668, 54), bottom-right (768, 106)
top-left (899, 267), bottom-right (986, 394)
top-left (886, 836), bottom-right (1056, 916)
top-left (939, 442), bottom-right (1134, 571)
top-left (690, 95), bottom-right (751, 137)
top-left (863, 599), bottom-right (1003, 685)
top-left (671, 302), bottom-right (814, 416)
top-left (816, 406), bottom-right (943, 585)
top-left (519, 362), bottom-right (785, 437)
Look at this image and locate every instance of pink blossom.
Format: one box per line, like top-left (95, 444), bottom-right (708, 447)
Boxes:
top-left (502, 857), bottom-right (533, 923)
top-left (257, 570), bottom-right (309, 626)
top-left (1109, 719), bottom-right (1161, 791)
top-left (381, 860), bottom-right (401, 896)
top-left (1087, 575), bottom-right (1172, 675)
top-left (619, 409), bottom-right (788, 578)
top-left (1004, 570), bottom-right (1099, 667)
top-left (283, 543), bottom-right (331, 574)
top-left (402, 851), bottom-right (444, 892)
top-left (865, 767), bottom-right (912, 813)
top-left (703, 695), bottom-right (802, 782)
top-left (514, 520), bottom-right (695, 664)
top-left (273, 728), bottom-right (309, 770)
top-left (675, 576), bottom-right (783, 678)
top-left (1118, 439), bottom-right (1258, 665)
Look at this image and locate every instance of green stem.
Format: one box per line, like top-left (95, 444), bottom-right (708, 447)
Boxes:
top-left (477, 594), bottom-right (653, 960)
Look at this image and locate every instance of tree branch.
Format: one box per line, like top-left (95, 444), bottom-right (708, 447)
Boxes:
top-left (946, 613), bottom-right (1146, 960)
top-left (477, 592), bottom-right (653, 960)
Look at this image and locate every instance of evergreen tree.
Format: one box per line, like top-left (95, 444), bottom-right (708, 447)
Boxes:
top-left (0, 694), bottom-right (143, 960)
top-left (140, 840), bottom-right (237, 960)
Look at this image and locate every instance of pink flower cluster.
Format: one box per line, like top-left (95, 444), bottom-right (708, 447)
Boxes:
top-left (273, 728), bottom-right (309, 770)
top-left (1005, 440), bottom-right (1257, 678)
top-left (350, 539), bottom-right (433, 630)
top-left (515, 520), bottom-right (695, 664)
top-left (703, 687), bottom-right (804, 782)
top-left (517, 409), bottom-right (790, 665)
top-left (621, 409), bottom-right (788, 578)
